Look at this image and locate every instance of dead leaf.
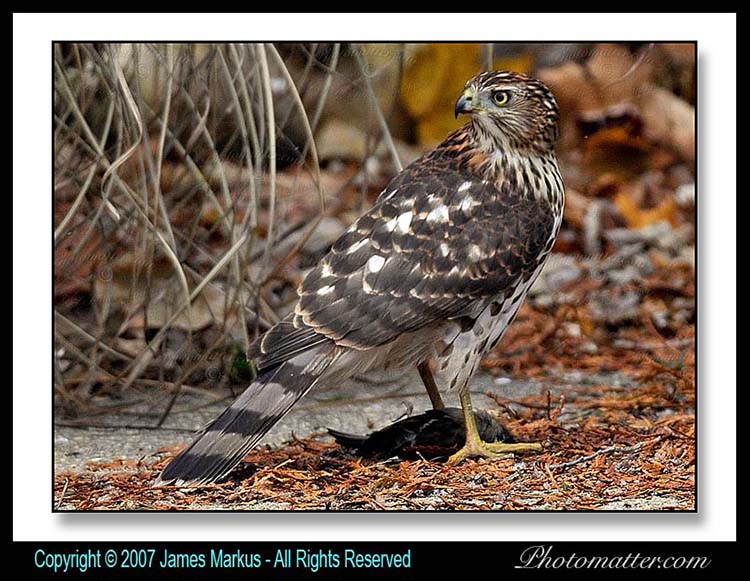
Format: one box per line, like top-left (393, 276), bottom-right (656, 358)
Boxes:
top-left (639, 85), bottom-right (695, 163)
top-left (93, 253), bottom-right (233, 332)
top-left (613, 191), bottom-right (678, 229)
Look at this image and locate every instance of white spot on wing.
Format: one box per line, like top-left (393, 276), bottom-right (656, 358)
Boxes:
top-left (468, 244), bottom-right (483, 261)
top-left (458, 181), bottom-right (472, 192)
top-left (317, 285), bottom-right (335, 295)
top-left (459, 196), bottom-right (476, 214)
top-left (321, 263), bottom-right (333, 276)
top-left (395, 212), bottom-right (412, 234)
top-left (439, 243), bottom-right (450, 257)
top-left (366, 255), bottom-right (385, 273)
top-left (426, 205), bottom-right (449, 223)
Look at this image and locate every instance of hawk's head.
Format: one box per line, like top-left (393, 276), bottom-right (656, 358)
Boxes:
top-left (455, 71), bottom-right (559, 152)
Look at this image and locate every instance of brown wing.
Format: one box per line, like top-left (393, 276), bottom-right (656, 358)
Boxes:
top-left (271, 158), bottom-right (556, 354)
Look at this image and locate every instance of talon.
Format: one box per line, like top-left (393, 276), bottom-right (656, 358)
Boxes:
top-left (449, 390), bottom-right (542, 465)
top-left (448, 448), bottom-right (469, 466)
top-left (448, 440), bottom-right (542, 465)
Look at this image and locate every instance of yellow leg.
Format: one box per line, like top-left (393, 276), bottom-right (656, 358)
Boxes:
top-left (448, 391), bottom-right (542, 465)
top-left (417, 361), bottom-right (445, 411)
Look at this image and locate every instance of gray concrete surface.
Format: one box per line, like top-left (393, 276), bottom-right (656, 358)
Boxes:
top-left (54, 369), bottom-right (694, 510)
top-left (54, 369), bottom-right (632, 473)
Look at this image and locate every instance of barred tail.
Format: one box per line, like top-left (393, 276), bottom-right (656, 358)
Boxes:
top-left (155, 344), bottom-right (336, 486)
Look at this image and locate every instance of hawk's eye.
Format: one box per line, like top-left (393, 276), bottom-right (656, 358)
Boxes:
top-left (492, 91), bottom-right (510, 106)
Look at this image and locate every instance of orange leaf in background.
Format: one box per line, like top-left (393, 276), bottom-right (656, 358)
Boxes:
top-left (493, 54), bottom-right (534, 76)
top-left (538, 43), bottom-right (693, 163)
top-left (401, 45), bottom-right (533, 147)
top-left (401, 44), bottom-right (482, 146)
top-left (582, 127), bottom-right (651, 180)
top-left (613, 191), bottom-right (678, 229)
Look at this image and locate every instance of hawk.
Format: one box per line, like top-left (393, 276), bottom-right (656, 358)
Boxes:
top-left (157, 71), bottom-right (564, 486)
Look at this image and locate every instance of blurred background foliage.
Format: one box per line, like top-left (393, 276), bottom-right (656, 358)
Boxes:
top-left (54, 43), bottom-right (694, 423)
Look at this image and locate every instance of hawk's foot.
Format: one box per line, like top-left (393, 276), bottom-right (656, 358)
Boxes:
top-left (447, 439), bottom-right (542, 465)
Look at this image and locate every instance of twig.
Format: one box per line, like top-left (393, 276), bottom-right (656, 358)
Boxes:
top-left (308, 43), bottom-right (340, 134)
top-left (484, 391), bottom-right (550, 410)
top-left (351, 45), bottom-right (402, 173)
top-left (601, 43), bottom-right (655, 89)
top-left (483, 43), bottom-right (494, 71)
top-left (56, 478), bottom-right (69, 510)
top-left (55, 420), bottom-right (195, 432)
top-left (256, 44), bottom-right (277, 274)
top-left (54, 101), bottom-right (114, 242)
top-left (549, 437), bottom-right (662, 471)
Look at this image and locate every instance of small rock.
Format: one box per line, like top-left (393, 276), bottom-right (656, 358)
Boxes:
top-left (532, 255), bottom-right (583, 296)
top-left (583, 199), bottom-right (604, 256)
top-left (589, 289), bottom-right (641, 324)
top-left (605, 222), bottom-right (672, 247)
top-left (607, 264), bottom-right (642, 286)
top-left (561, 322), bottom-right (582, 338)
top-left (649, 308), bottom-right (670, 330)
top-left (675, 182), bottom-right (695, 207)
top-left (579, 340), bottom-right (598, 354)
top-left (559, 370), bottom-right (586, 384)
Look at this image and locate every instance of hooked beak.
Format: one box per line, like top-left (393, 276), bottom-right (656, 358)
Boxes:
top-left (454, 92), bottom-right (473, 118)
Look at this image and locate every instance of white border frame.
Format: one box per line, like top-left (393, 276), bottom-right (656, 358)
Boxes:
top-left (15, 12), bottom-right (736, 542)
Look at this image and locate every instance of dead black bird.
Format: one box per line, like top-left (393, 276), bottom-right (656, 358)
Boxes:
top-left (328, 408), bottom-right (513, 461)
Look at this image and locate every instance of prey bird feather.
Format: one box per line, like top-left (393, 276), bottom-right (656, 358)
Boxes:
top-left (328, 408), bottom-right (511, 460)
top-left (156, 71), bottom-right (564, 486)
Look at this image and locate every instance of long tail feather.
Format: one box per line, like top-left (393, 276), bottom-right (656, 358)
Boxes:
top-left (155, 343), bottom-right (336, 486)
top-left (327, 428), bottom-right (368, 450)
